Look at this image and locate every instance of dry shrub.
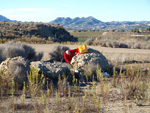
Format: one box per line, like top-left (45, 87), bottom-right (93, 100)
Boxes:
top-left (49, 45), bottom-right (70, 61)
top-left (119, 43), bottom-right (128, 48)
top-left (124, 66), bottom-right (150, 101)
top-left (111, 41), bottom-right (120, 48)
top-left (93, 39), bottom-right (106, 47)
top-left (83, 38), bottom-right (94, 45)
top-left (82, 62), bottom-right (98, 76)
top-left (105, 40), bottom-right (119, 48)
top-left (140, 43), bottom-right (147, 49)
top-left (8, 60), bottom-right (30, 88)
top-left (105, 40), bottom-right (112, 47)
top-left (146, 44), bottom-right (150, 49)
top-left (0, 41), bottom-right (43, 63)
top-left (132, 43), bottom-right (141, 49)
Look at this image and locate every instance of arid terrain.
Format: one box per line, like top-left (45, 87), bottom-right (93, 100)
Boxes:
top-left (0, 43), bottom-right (150, 113)
top-left (29, 44), bottom-right (150, 70)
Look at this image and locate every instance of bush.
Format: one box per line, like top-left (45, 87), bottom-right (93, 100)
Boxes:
top-left (8, 60), bottom-right (30, 89)
top-left (132, 43), bottom-right (141, 49)
top-left (140, 43), bottom-right (146, 49)
top-left (146, 44), bottom-right (150, 49)
top-left (82, 62), bottom-right (98, 81)
top-left (0, 41), bottom-right (43, 63)
top-left (49, 45), bottom-right (70, 62)
top-left (105, 40), bottom-right (119, 48)
top-left (111, 41), bottom-right (120, 48)
top-left (119, 43), bottom-right (128, 48)
top-left (83, 38), bottom-right (94, 45)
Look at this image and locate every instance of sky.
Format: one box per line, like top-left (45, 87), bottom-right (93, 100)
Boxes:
top-left (0, 0), bottom-right (150, 22)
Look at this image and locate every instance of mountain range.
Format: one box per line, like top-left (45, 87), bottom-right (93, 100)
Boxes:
top-left (1, 15), bottom-right (150, 31)
top-left (0, 15), bottom-right (17, 22)
top-left (0, 15), bottom-right (12, 22)
top-left (50, 16), bottom-right (150, 31)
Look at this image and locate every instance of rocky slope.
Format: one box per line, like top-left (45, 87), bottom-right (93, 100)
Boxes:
top-left (0, 22), bottom-right (77, 42)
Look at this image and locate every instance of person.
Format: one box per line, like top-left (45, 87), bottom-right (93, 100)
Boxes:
top-left (64, 48), bottom-right (78, 63)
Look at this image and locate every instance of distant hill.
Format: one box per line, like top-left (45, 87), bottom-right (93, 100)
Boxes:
top-left (0, 15), bottom-right (12, 22)
top-left (50, 16), bottom-right (150, 31)
top-left (0, 22), bottom-right (77, 42)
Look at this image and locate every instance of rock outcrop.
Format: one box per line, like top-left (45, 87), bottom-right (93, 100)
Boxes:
top-left (30, 61), bottom-right (72, 79)
top-left (0, 56), bottom-right (30, 88)
top-left (71, 48), bottom-right (111, 73)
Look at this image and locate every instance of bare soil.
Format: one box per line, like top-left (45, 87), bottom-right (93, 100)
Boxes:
top-left (28, 44), bottom-right (150, 61)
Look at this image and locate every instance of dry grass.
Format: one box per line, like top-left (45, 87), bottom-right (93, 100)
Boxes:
top-left (0, 61), bottom-right (150, 113)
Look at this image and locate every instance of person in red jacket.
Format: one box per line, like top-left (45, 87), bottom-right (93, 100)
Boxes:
top-left (64, 49), bottom-right (78, 63)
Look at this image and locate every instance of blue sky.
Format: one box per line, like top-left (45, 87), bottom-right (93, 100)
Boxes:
top-left (0, 0), bottom-right (150, 22)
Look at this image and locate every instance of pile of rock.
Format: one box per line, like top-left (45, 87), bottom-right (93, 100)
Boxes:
top-left (30, 61), bottom-right (72, 79)
top-left (71, 48), bottom-right (110, 72)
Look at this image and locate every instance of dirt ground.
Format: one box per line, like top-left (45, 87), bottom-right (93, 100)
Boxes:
top-left (28, 44), bottom-right (150, 61)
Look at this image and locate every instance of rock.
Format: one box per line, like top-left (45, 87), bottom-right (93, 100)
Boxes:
top-left (71, 48), bottom-right (111, 73)
top-left (30, 61), bottom-right (72, 79)
top-left (0, 56), bottom-right (30, 88)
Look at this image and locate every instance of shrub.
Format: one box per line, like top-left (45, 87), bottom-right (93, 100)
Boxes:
top-left (105, 40), bottom-right (119, 48)
top-left (0, 46), bottom-right (5, 62)
top-left (82, 62), bottom-right (98, 81)
top-left (119, 43), bottom-right (128, 48)
top-left (83, 38), bottom-right (94, 45)
top-left (105, 40), bottom-right (112, 47)
top-left (140, 43), bottom-right (146, 49)
top-left (146, 44), bottom-right (150, 49)
top-left (0, 41), bottom-right (43, 63)
top-left (8, 60), bottom-right (30, 89)
top-left (49, 45), bottom-right (70, 62)
top-left (132, 43), bottom-right (141, 49)
top-left (111, 41), bottom-right (120, 48)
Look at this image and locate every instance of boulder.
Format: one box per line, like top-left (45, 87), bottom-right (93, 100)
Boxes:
top-left (71, 48), bottom-right (111, 73)
top-left (30, 61), bottom-right (72, 79)
top-left (0, 56), bottom-right (30, 88)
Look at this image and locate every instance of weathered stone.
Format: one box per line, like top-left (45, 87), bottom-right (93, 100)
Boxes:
top-left (30, 61), bottom-right (72, 79)
top-left (71, 48), bottom-right (110, 72)
top-left (0, 56), bottom-right (30, 88)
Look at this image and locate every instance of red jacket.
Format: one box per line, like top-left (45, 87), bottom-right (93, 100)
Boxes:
top-left (64, 49), bottom-right (78, 63)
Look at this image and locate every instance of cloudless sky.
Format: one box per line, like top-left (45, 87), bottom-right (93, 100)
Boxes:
top-left (0, 0), bottom-right (150, 22)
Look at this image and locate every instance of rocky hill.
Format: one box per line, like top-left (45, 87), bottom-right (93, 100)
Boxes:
top-left (50, 16), bottom-right (150, 31)
top-left (0, 22), bottom-right (77, 42)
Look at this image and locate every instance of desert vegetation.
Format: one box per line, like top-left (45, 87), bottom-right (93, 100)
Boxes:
top-left (0, 41), bottom-right (43, 63)
top-left (0, 41), bottom-right (150, 113)
top-left (70, 30), bottom-right (150, 50)
top-left (0, 60), bottom-right (150, 112)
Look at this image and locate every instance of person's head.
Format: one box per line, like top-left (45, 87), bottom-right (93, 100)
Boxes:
top-left (66, 50), bottom-right (71, 56)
